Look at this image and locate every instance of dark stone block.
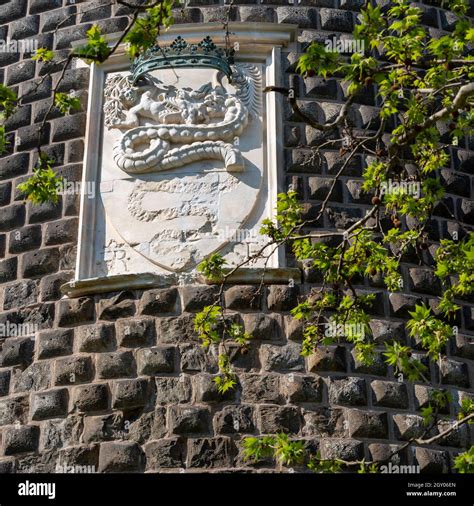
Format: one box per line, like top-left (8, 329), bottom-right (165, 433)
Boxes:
top-left (169, 405), bottom-right (210, 435)
top-left (96, 351), bottom-right (135, 380)
top-left (57, 297), bottom-right (95, 326)
top-left (180, 285), bottom-right (218, 312)
top-left (0, 204), bottom-right (25, 232)
top-left (187, 437), bottom-right (234, 468)
top-left (27, 199), bottom-right (62, 224)
top-left (98, 442), bottom-right (144, 473)
top-left (0, 338), bottom-right (34, 367)
top-left (111, 379), bottom-right (149, 410)
top-left (37, 329), bottom-right (74, 359)
top-left (116, 318), bottom-right (155, 347)
top-left (21, 248), bottom-right (60, 278)
top-left (73, 383), bottom-right (109, 412)
top-left (3, 425), bottom-right (39, 455)
top-left (3, 280), bottom-right (38, 310)
top-left (0, 257), bottom-right (17, 284)
top-left (137, 346), bottom-right (176, 375)
top-left (0, 0), bottom-right (27, 24)
top-left (54, 356), bottom-right (93, 385)
top-left (31, 389), bottom-right (68, 420)
top-left (20, 76), bottom-right (52, 104)
top-left (8, 224), bottom-right (41, 253)
top-left (51, 113), bottom-right (87, 142)
top-left (77, 323), bottom-right (115, 353)
top-left (347, 409), bottom-right (388, 438)
top-left (39, 271), bottom-right (73, 302)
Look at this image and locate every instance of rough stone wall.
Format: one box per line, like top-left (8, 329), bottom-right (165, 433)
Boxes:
top-left (0, 0), bottom-right (472, 473)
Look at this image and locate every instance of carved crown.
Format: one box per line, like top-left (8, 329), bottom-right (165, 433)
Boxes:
top-left (130, 36), bottom-right (235, 83)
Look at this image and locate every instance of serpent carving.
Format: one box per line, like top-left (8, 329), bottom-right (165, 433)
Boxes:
top-left (104, 65), bottom-right (261, 174)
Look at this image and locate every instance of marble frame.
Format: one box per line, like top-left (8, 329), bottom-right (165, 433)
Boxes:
top-left (62, 22), bottom-right (298, 297)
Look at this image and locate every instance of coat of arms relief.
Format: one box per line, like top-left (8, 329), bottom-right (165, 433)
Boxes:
top-left (98, 63), bottom-right (267, 274)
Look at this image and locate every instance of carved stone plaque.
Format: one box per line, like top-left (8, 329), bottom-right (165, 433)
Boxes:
top-left (96, 64), bottom-right (270, 277)
top-left (72, 24), bottom-right (298, 289)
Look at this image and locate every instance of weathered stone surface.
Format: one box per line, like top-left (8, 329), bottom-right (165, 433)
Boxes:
top-left (145, 438), bottom-right (185, 469)
top-left (369, 319), bottom-right (406, 344)
top-left (2, 425), bottom-right (40, 455)
top-left (169, 406), bottom-right (211, 435)
top-left (302, 407), bottom-right (346, 437)
top-left (0, 458), bottom-right (15, 473)
top-left (37, 415), bottom-right (83, 453)
top-left (328, 377), bottom-right (366, 406)
top-left (98, 442), bottom-right (144, 473)
top-left (40, 272), bottom-right (73, 302)
top-left (139, 288), bottom-right (178, 315)
top-left (72, 384), bottom-right (109, 412)
top-left (242, 313), bottom-right (282, 341)
top-left (98, 292), bottom-right (136, 321)
top-left (414, 385), bottom-right (449, 414)
top-left (414, 447), bottom-right (450, 473)
top-left (111, 379), bottom-right (149, 410)
top-left (116, 318), bottom-right (155, 347)
top-left (0, 396), bottom-right (29, 426)
top-left (350, 349), bottom-right (388, 377)
top-left (180, 343), bottom-right (218, 372)
top-left (56, 444), bottom-right (99, 471)
top-left (0, 370), bottom-right (10, 397)
top-left (259, 343), bottom-right (304, 372)
top-left (77, 324), bottom-right (115, 353)
top-left (214, 405), bottom-right (255, 434)
top-left (347, 409), bottom-right (388, 438)
top-left (136, 346), bottom-right (176, 375)
top-left (368, 443), bottom-right (408, 465)
top-left (282, 374), bottom-right (322, 403)
top-left (57, 297), bottom-right (95, 327)
top-left (439, 358), bottom-right (470, 388)
top-left (192, 373), bottom-right (235, 404)
top-left (0, 204), bottom-right (25, 232)
top-left (11, 362), bottom-right (51, 393)
top-left (157, 315), bottom-right (196, 343)
top-left (320, 438), bottom-right (364, 461)
top-left (371, 380), bottom-right (409, 409)
top-left (389, 293), bottom-right (422, 318)
top-left (393, 414), bottom-right (426, 440)
top-left (96, 351), bottom-right (135, 380)
top-left (240, 374), bottom-right (283, 404)
top-left (8, 225), bottom-right (41, 254)
top-left (267, 285), bottom-right (299, 311)
top-left (54, 356), bottom-right (93, 385)
top-left (0, 257), bottom-right (17, 284)
top-left (408, 267), bottom-right (442, 295)
top-left (187, 437), bottom-right (234, 468)
top-left (155, 376), bottom-right (192, 405)
top-left (276, 7), bottom-right (317, 29)
top-left (224, 285), bottom-right (262, 310)
top-left (256, 405), bottom-right (301, 433)
top-left (82, 414), bottom-right (124, 444)
top-left (31, 389), bottom-right (68, 420)
top-left (180, 285), bottom-right (218, 312)
top-left (0, 337), bottom-right (35, 368)
top-left (21, 248), bottom-right (60, 278)
top-left (307, 346), bottom-right (346, 372)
